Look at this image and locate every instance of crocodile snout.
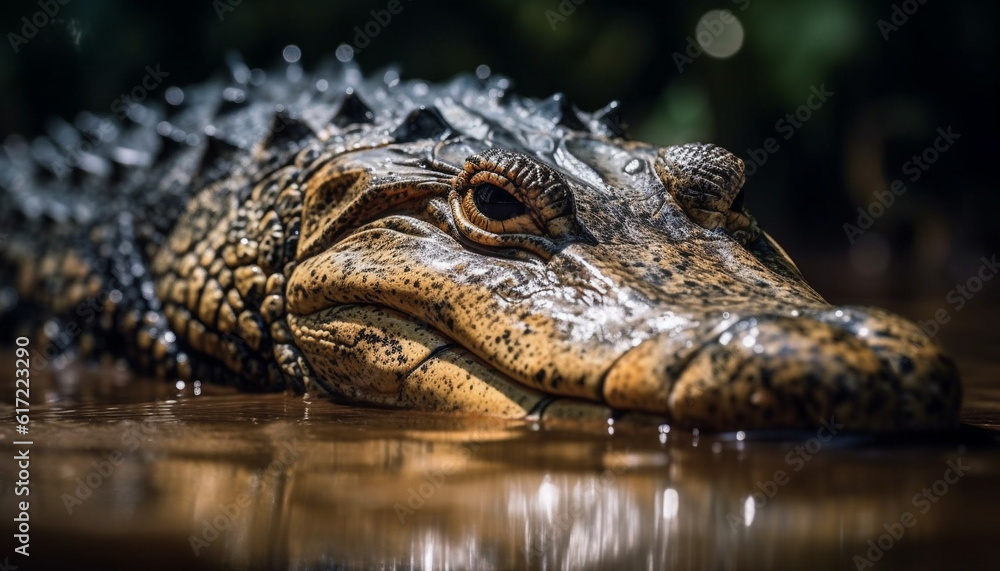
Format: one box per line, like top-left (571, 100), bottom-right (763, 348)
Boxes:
top-left (603, 307), bottom-right (961, 432)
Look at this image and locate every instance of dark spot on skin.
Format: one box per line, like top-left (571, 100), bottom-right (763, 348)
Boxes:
top-left (899, 356), bottom-right (914, 375)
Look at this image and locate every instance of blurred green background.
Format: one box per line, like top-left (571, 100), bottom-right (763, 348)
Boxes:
top-left (1, 0), bottom-right (996, 306)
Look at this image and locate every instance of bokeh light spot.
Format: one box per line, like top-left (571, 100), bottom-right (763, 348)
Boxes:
top-left (696, 10), bottom-right (745, 59)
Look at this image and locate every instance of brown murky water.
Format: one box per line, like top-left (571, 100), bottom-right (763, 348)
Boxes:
top-left (1, 301), bottom-right (999, 570)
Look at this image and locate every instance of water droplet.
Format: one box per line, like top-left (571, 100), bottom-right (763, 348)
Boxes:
top-left (43, 320), bottom-right (60, 338)
top-left (662, 489), bottom-right (679, 519)
top-left (232, 66), bottom-right (251, 84)
top-left (249, 68), bottom-right (266, 86)
top-left (164, 86), bottom-right (184, 106)
top-left (624, 158), bottom-right (643, 174)
top-left (743, 495), bottom-right (756, 526)
top-left (335, 44), bottom-right (354, 63)
top-left (223, 87), bottom-right (246, 104)
top-left (282, 44), bottom-right (301, 64)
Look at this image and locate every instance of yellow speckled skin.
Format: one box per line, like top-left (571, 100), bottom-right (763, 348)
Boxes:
top-left (0, 68), bottom-right (960, 432)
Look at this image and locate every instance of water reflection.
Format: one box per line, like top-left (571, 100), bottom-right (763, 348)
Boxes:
top-left (1, 358), bottom-right (998, 570)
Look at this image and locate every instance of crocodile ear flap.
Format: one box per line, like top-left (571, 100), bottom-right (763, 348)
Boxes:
top-left (296, 152), bottom-right (453, 260)
top-left (297, 165), bottom-right (368, 260)
top-left (654, 143), bottom-right (746, 231)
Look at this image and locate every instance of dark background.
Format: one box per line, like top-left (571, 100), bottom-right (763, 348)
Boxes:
top-left (1, 0), bottom-right (996, 308)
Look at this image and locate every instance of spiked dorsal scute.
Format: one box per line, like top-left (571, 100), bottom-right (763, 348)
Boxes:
top-left (391, 106), bottom-right (453, 143)
top-left (592, 100), bottom-right (628, 138)
top-left (331, 90), bottom-right (375, 128)
top-left (538, 93), bottom-right (588, 132)
top-left (261, 106), bottom-right (315, 151)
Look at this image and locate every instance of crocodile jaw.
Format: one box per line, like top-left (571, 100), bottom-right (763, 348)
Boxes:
top-left (286, 214), bottom-right (961, 431)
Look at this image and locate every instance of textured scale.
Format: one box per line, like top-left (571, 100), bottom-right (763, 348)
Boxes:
top-left (0, 55), bottom-right (961, 431)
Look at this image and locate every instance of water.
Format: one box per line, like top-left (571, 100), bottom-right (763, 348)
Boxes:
top-left (1, 303), bottom-right (999, 570)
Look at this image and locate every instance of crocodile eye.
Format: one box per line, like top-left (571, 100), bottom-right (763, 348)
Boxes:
top-left (448, 149), bottom-right (592, 258)
top-left (458, 173), bottom-right (540, 235)
top-left (473, 183), bottom-right (528, 221)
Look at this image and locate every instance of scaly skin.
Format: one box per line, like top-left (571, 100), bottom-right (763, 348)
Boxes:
top-left (0, 59), bottom-right (960, 431)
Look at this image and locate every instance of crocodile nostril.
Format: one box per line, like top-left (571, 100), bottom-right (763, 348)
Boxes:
top-left (601, 309), bottom-right (963, 432)
top-left (729, 188), bottom-right (745, 212)
top-left (803, 306), bottom-right (963, 430)
top-left (665, 315), bottom-right (894, 431)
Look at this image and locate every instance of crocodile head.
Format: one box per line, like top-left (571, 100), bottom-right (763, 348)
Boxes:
top-left (282, 85), bottom-right (960, 433)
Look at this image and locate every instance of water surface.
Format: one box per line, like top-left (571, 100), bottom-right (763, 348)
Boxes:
top-left (1, 302), bottom-right (998, 570)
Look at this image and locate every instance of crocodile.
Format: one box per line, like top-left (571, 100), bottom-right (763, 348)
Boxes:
top-left (0, 56), bottom-right (961, 431)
